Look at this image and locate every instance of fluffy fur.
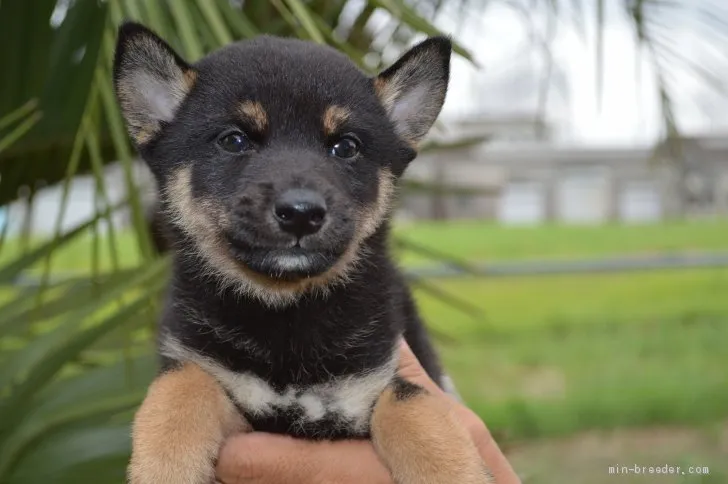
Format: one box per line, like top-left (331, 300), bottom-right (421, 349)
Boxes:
top-left (114, 22), bottom-right (491, 484)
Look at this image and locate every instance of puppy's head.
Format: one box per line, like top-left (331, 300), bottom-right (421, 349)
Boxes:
top-left (113, 23), bottom-right (450, 305)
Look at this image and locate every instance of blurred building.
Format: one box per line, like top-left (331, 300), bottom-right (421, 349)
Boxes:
top-left (401, 117), bottom-right (728, 224)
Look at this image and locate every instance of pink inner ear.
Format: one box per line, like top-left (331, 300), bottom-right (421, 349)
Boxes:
top-left (133, 71), bottom-right (182, 122)
top-left (390, 84), bottom-right (430, 137)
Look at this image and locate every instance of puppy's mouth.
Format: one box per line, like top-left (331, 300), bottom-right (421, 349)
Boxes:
top-left (225, 236), bottom-right (340, 281)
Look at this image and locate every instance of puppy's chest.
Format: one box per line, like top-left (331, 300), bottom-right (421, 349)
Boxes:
top-left (178, 346), bottom-right (398, 439)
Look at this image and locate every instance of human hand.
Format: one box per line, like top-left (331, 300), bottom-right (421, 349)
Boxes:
top-left (215, 340), bottom-right (521, 483)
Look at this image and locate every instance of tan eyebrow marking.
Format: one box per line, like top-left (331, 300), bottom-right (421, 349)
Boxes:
top-left (323, 105), bottom-right (351, 136)
top-left (238, 101), bottom-right (268, 132)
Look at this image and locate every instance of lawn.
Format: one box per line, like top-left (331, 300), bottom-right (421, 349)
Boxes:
top-left (394, 219), bottom-right (728, 265)
top-left (409, 266), bottom-right (728, 445)
top-left (416, 268), bottom-right (728, 335)
top-left (435, 308), bottom-right (728, 437)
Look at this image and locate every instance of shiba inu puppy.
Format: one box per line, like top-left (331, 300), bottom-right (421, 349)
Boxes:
top-left (113, 21), bottom-right (493, 484)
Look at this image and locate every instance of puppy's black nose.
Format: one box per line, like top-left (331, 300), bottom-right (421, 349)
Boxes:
top-left (274, 189), bottom-right (327, 237)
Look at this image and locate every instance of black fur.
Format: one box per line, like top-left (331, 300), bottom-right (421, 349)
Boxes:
top-left (391, 377), bottom-right (427, 401)
top-left (114, 22), bottom-right (451, 440)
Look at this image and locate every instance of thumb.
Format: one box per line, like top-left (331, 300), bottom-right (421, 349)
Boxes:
top-left (396, 339), bottom-right (444, 395)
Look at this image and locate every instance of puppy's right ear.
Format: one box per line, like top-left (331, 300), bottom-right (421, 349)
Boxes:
top-left (113, 22), bottom-right (196, 145)
top-left (374, 37), bottom-right (451, 147)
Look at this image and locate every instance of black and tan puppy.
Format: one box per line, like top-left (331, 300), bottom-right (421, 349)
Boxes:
top-left (113, 22), bottom-right (493, 484)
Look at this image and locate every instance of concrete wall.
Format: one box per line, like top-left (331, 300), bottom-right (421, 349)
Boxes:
top-left (401, 138), bottom-right (728, 223)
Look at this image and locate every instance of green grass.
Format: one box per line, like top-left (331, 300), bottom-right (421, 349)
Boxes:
top-left (394, 219), bottom-right (728, 265)
top-left (417, 268), bottom-right (728, 334)
top-left (437, 313), bottom-right (728, 440)
top-left (413, 265), bottom-right (728, 442)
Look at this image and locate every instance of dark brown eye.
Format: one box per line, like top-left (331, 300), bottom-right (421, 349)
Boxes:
top-left (330, 136), bottom-right (360, 159)
top-left (218, 131), bottom-right (249, 153)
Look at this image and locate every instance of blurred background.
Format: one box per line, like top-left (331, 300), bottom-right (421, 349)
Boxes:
top-left (1, 1), bottom-right (727, 483)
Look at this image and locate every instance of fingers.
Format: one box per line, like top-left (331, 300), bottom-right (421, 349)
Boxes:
top-left (216, 432), bottom-right (393, 484)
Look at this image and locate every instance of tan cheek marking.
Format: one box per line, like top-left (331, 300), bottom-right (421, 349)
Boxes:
top-left (128, 362), bottom-right (248, 484)
top-left (239, 101), bottom-right (268, 132)
top-left (370, 382), bottom-right (494, 484)
top-left (322, 105), bottom-right (351, 137)
top-left (165, 167), bottom-right (228, 235)
top-left (357, 169), bottom-right (395, 241)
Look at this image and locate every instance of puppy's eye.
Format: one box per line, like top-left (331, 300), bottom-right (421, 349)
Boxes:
top-left (218, 131), bottom-right (249, 153)
top-left (330, 136), bottom-right (360, 159)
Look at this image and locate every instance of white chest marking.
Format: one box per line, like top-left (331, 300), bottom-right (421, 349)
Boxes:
top-left (161, 336), bottom-right (398, 432)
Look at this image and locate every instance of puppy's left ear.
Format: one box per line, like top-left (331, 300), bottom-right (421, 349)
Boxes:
top-left (113, 22), bottom-right (196, 145)
top-left (374, 37), bottom-right (451, 146)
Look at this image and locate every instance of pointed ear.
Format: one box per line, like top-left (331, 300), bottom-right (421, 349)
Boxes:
top-left (374, 37), bottom-right (451, 146)
top-left (113, 22), bottom-right (196, 144)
